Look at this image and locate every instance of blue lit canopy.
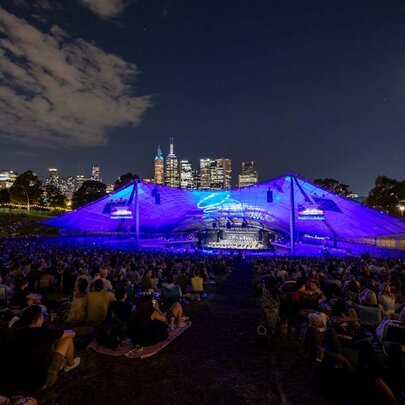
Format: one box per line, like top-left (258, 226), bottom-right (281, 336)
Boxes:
top-left (46, 173), bottom-right (405, 241)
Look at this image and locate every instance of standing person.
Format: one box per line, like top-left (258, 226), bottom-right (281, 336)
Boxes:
top-left (10, 305), bottom-right (80, 391)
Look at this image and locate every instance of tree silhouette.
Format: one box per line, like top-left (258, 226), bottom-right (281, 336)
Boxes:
top-left (366, 176), bottom-right (405, 216)
top-left (114, 172), bottom-right (139, 190)
top-left (9, 171), bottom-right (42, 206)
top-left (72, 180), bottom-right (106, 208)
top-left (313, 178), bottom-right (351, 196)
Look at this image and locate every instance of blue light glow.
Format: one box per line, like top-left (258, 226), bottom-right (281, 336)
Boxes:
top-left (45, 173), bottom-right (405, 241)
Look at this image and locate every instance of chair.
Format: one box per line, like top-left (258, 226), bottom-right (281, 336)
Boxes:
top-left (356, 305), bottom-right (382, 328)
top-left (379, 320), bottom-right (405, 355)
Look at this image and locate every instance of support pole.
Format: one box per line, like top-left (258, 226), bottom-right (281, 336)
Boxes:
top-left (289, 175), bottom-right (296, 255)
top-left (135, 180), bottom-right (140, 249)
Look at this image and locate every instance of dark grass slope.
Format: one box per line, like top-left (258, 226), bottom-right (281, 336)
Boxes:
top-left (14, 261), bottom-right (327, 405)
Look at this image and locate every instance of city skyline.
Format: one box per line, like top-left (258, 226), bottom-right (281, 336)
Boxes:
top-left (1, 1), bottom-right (405, 195)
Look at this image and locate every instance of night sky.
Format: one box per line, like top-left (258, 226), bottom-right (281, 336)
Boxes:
top-left (1, 0), bottom-right (405, 195)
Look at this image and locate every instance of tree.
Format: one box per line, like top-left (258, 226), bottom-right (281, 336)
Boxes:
top-left (313, 178), bottom-right (352, 196)
top-left (366, 176), bottom-right (405, 216)
top-left (72, 180), bottom-right (106, 208)
top-left (114, 172), bottom-right (139, 190)
top-left (41, 185), bottom-right (67, 208)
top-left (9, 171), bottom-right (42, 206)
top-left (0, 188), bottom-right (10, 204)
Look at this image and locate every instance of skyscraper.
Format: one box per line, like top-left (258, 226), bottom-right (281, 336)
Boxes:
top-left (91, 165), bottom-right (102, 182)
top-left (238, 161), bottom-right (258, 187)
top-left (46, 168), bottom-right (60, 190)
top-left (164, 138), bottom-right (180, 188)
top-left (60, 176), bottom-right (75, 199)
top-left (210, 158), bottom-right (232, 189)
top-left (199, 158), bottom-right (211, 189)
top-left (154, 145), bottom-right (164, 185)
top-left (0, 170), bottom-right (18, 189)
top-left (180, 160), bottom-right (194, 189)
top-left (75, 174), bottom-right (86, 191)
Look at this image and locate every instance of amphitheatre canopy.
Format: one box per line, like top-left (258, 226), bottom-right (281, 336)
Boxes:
top-left (46, 173), bottom-right (405, 242)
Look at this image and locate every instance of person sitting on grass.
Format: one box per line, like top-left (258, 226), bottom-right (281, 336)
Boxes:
top-left (190, 270), bottom-right (204, 300)
top-left (10, 305), bottom-right (80, 392)
top-left (66, 278), bottom-right (89, 324)
top-left (127, 294), bottom-right (168, 347)
top-left (105, 286), bottom-right (133, 325)
top-left (160, 273), bottom-right (182, 308)
top-left (87, 279), bottom-right (115, 325)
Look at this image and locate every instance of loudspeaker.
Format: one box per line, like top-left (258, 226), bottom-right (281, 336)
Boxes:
top-left (267, 190), bottom-right (273, 203)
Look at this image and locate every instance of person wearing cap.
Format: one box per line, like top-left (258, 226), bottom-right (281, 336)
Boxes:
top-left (10, 305), bottom-right (80, 392)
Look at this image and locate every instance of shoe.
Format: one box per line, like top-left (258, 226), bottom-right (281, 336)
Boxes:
top-left (177, 321), bottom-right (186, 328)
top-left (133, 344), bottom-right (143, 352)
top-left (181, 316), bottom-right (189, 322)
top-left (63, 357), bottom-right (80, 372)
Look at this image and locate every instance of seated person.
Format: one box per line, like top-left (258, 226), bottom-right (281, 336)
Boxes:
top-left (378, 283), bottom-right (396, 318)
top-left (66, 278), bottom-right (89, 324)
top-left (329, 298), bottom-right (361, 338)
top-left (149, 271), bottom-right (159, 291)
top-left (87, 279), bottom-right (115, 325)
top-left (38, 269), bottom-right (56, 292)
top-left (96, 268), bottom-right (113, 292)
top-left (105, 286), bottom-right (133, 325)
top-left (177, 268), bottom-right (190, 294)
top-left (357, 289), bottom-right (383, 326)
top-left (10, 277), bottom-right (39, 308)
top-left (141, 269), bottom-right (154, 292)
top-left (10, 305), bottom-right (80, 392)
top-left (127, 295), bottom-right (168, 346)
top-left (160, 274), bottom-right (182, 309)
top-left (191, 270), bottom-right (204, 295)
top-left (304, 317), bottom-right (336, 366)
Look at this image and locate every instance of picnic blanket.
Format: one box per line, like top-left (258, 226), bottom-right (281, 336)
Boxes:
top-left (87, 321), bottom-right (191, 359)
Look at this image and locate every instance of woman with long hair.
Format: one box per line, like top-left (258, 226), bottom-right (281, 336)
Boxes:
top-left (378, 283), bottom-right (396, 318)
top-left (127, 294), bottom-right (168, 346)
top-left (66, 278), bottom-right (89, 324)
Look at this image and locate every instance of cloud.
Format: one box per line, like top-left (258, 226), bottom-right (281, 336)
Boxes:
top-left (0, 7), bottom-right (151, 148)
top-left (79, 0), bottom-right (128, 19)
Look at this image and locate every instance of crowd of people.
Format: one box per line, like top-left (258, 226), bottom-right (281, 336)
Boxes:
top-left (252, 256), bottom-right (405, 404)
top-left (2, 236), bottom-right (405, 403)
top-left (0, 239), bottom-right (230, 398)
